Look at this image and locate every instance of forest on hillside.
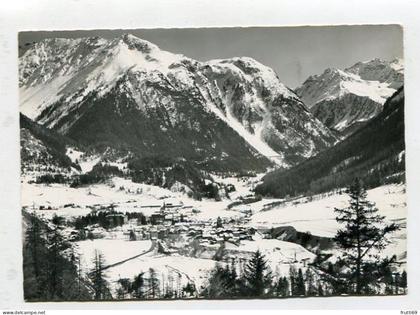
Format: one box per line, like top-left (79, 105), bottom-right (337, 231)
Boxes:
top-left (255, 88), bottom-right (405, 198)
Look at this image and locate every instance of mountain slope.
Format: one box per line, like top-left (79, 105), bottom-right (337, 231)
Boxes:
top-left (255, 87), bottom-right (405, 198)
top-left (296, 59), bottom-right (403, 135)
top-left (20, 114), bottom-right (80, 173)
top-left (19, 34), bottom-right (336, 169)
top-left (60, 81), bottom-right (271, 172)
top-left (345, 58), bottom-right (404, 89)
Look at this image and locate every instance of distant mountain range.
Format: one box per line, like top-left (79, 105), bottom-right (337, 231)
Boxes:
top-left (296, 58), bottom-right (403, 136)
top-left (255, 86), bottom-right (405, 198)
top-left (19, 34), bottom-right (336, 171)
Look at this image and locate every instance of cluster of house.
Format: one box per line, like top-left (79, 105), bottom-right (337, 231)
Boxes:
top-left (31, 194), bottom-right (257, 247)
top-left (121, 212), bottom-right (256, 246)
top-left (199, 225), bottom-right (255, 245)
top-left (81, 198), bottom-right (257, 246)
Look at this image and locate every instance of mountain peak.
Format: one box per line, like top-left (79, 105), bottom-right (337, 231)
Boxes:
top-left (344, 57), bottom-right (404, 88)
top-left (296, 57), bottom-right (403, 134)
top-left (390, 58), bottom-right (404, 72)
top-left (304, 67), bottom-right (342, 84)
top-left (345, 57), bottom-right (403, 73)
top-left (323, 67), bottom-right (340, 74)
top-left (205, 56), bottom-right (297, 101)
top-left (117, 33), bottom-right (158, 53)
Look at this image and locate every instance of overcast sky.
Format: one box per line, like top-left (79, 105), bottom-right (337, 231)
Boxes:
top-left (19, 25), bottom-right (403, 88)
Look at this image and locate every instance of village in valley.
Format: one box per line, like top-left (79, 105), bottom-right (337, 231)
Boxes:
top-left (21, 152), bottom-right (407, 299)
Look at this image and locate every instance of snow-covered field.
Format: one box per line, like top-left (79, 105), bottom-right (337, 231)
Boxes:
top-left (249, 184), bottom-right (406, 236)
top-left (226, 238), bottom-right (315, 263)
top-left (211, 173), bottom-right (264, 198)
top-left (75, 239), bottom-right (152, 271)
top-left (21, 175), bottom-right (262, 221)
top-left (249, 184), bottom-right (407, 261)
top-left (76, 234), bottom-right (316, 294)
top-left (104, 253), bottom-right (217, 293)
top-left (22, 177), bottom-right (177, 210)
top-left (224, 237), bottom-right (316, 276)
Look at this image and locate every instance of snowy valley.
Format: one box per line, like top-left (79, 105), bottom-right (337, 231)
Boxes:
top-left (21, 148), bottom-right (407, 299)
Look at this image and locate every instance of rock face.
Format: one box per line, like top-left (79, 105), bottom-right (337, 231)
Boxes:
top-left (345, 58), bottom-right (404, 89)
top-left (256, 87), bottom-right (405, 198)
top-left (296, 59), bottom-right (403, 135)
top-left (20, 114), bottom-right (78, 174)
top-left (19, 34), bottom-right (336, 170)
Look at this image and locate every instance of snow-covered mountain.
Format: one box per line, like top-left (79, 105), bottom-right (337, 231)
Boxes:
top-left (345, 58), bottom-right (403, 89)
top-left (296, 58), bottom-right (404, 134)
top-left (256, 86), bottom-right (405, 198)
top-left (19, 34), bottom-right (336, 169)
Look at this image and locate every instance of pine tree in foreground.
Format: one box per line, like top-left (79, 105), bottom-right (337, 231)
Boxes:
top-left (45, 215), bottom-right (70, 300)
top-left (305, 268), bottom-right (318, 296)
top-left (242, 250), bottom-right (272, 297)
top-left (400, 270), bottom-right (407, 294)
top-left (333, 179), bottom-right (399, 295)
top-left (202, 263), bottom-right (238, 298)
top-left (24, 213), bottom-right (48, 299)
top-left (289, 266), bottom-right (305, 296)
top-left (23, 212), bottom-right (92, 301)
top-left (148, 268), bottom-right (160, 299)
top-left (90, 250), bottom-right (110, 300)
top-left (131, 272), bottom-right (145, 299)
top-left (275, 277), bottom-right (289, 297)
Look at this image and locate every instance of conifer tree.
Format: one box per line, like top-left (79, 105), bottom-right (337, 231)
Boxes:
top-left (148, 268), bottom-right (160, 299)
top-left (275, 277), bottom-right (289, 297)
top-left (305, 268), bottom-right (318, 296)
top-left (23, 213), bottom-right (92, 301)
top-left (203, 263), bottom-right (238, 298)
top-left (289, 266), bottom-right (297, 296)
top-left (242, 250), bottom-right (272, 297)
top-left (334, 179), bottom-right (399, 294)
top-left (400, 271), bottom-right (407, 294)
top-left (394, 272), bottom-right (400, 295)
top-left (383, 266), bottom-right (394, 295)
top-left (289, 266), bottom-right (305, 296)
top-left (132, 272), bottom-right (145, 299)
top-left (296, 268), bottom-right (306, 296)
top-left (90, 250), bottom-right (109, 300)
top-left (45, 215), bottom-right (70, 299)
top-left (23, 213), bottom-right (48, 300)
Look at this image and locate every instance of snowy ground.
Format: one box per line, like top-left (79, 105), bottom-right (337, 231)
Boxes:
top-left (249, 184), bottom-right (406, 236)
top-left (211, 173), bottom-right (264, 199)
top-left (224, 236), bottom-right (316, 277)
top-left (248, 184), bottom-right (407, 261)
top-left (75, 239), bottom-right (152, 272)
top-left (104, 252), bottom-right (218, 294)
top-left (22, 171), bottom-right (407, 292)
top-left (226, 238), bottom-right (315, 264)
top-left (21, 176), bottom-right (259, 221)
top-left (77, 234), bottom-right (316, 294)
top-left (22, 177), bottom-right (176, 210)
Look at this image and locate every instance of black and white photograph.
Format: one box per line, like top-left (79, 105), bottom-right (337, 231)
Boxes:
top-left (18, 25), bottom-right (406, 302)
